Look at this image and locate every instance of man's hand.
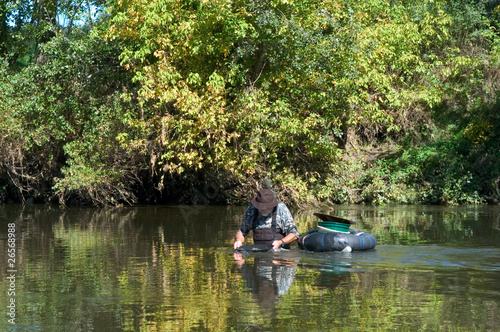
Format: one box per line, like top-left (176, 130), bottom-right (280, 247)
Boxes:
top-left (233, 253), bottom-right (245, 267)
top-left (272, 240), bottom-right (283, 250)
top-left (234, 240), bottom-right (243, 250)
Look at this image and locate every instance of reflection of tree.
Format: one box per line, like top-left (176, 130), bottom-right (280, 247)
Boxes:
top-left (311, 267), bottom-right (351, 291)
top-left (0, 205), bottom-right (249, 331)
top-left (310, 205), bottom-right (500, 246)
top-left (0, 205), bottom-right (500, 331)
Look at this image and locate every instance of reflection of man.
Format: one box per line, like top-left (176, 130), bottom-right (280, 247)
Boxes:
top-left (234, 254), bottom-right (297, 308)
top-left (233, 189), bottom-right (299, 251)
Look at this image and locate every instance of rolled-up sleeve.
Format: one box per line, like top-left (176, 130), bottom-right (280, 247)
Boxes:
top-left (277, 203), bottom-right (299, 238)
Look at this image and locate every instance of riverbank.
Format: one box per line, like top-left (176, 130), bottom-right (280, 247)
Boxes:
top-left (1, 132), bottom-right (498, 207)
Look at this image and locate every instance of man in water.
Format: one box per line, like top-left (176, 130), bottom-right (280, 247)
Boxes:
top-left (233, 189), bottom-right (299, 250)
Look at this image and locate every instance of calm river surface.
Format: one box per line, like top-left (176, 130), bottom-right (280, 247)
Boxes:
top-left (1, 204), bottom-right (500, 331)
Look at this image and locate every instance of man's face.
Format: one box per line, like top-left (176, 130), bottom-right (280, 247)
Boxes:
top-left (258, 208), bottom-right (272, 215)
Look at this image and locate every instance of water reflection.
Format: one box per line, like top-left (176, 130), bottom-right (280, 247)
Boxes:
top-left (234, 253), bottom-right (298, 308)
top-left (0, 204), bottom-right (500, 331)
top-left (313, 269), bottom-right (351, 291)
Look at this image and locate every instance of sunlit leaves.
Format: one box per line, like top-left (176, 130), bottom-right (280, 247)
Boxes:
top-left (102, 0), bottom-right (500, 204)
top-left (2, 0), bottom-right (499, 205)
top-left (106, 0), bottom-right (357, 199)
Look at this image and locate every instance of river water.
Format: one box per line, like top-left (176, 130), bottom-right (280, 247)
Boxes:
top-left (1, 204), bottom-right (499, 331)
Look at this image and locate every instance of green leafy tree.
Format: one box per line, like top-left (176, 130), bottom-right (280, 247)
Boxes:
top-left (0, 22), bottom-right (139, 204)
top-left (2, 0), bottom-right (500, 205)
top-left (106, 0), bottom-right (367, 204)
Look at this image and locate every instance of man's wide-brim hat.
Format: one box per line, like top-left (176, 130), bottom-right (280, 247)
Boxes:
top-left (251, 189), bottom-right (278, 211)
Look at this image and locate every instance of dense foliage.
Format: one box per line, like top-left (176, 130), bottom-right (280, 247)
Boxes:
top-left (1, 0), bottom-right (499, 206)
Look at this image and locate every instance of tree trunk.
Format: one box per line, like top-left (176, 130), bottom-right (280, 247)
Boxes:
top-left (86, 0), bottom-right (93, 28)
top-left (39, 0), bottom-right (58, 26)
top-left (251, 42), bottom-right (267, 84)
top-left (35, 0), bottom-right (58, 61)
top-left (68, 0), bottom-right (85, 35)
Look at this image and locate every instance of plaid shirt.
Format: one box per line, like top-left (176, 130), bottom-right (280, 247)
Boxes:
top-left (238, 202), bottom-right (299, 239)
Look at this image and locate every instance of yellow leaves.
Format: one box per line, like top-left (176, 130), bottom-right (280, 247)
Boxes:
top-left (160, 115), bottom-right (174, 146)
top-left (465, 120), bottom-right (493, 145)
top-left (179, 20), bottom-right (194, 36)
top-left (153, 49), bottom-right (164, 58)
